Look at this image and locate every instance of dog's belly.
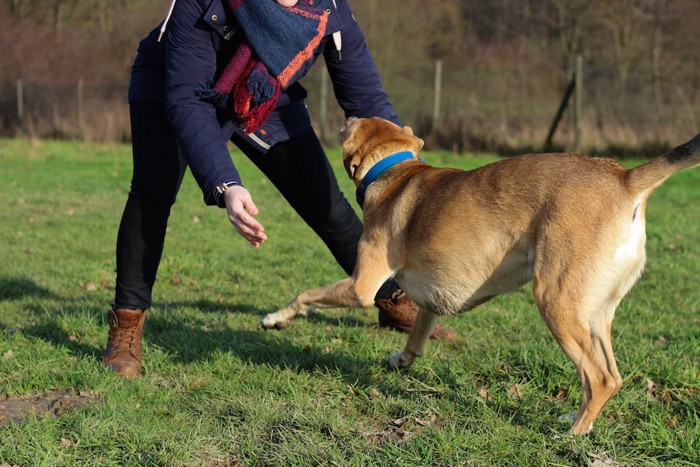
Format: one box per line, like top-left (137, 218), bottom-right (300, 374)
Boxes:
top-left (395, 246), bottom-right (534, 315)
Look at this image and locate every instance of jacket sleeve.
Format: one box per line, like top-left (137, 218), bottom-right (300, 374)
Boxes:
top-left (164, 0), bottom-right (241, 206)
top-left (323, 0), bottom-right (401, 126)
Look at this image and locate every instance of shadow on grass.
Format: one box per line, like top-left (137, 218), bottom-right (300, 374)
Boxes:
top-left (17, 297), bottom-right (379, 383)
top-left (19, 314), bottom-right (105, 361)
top-left (164, 298), bottom-right (371, 329)
top-left (14, 297), bottom-right (518, 410)
top-left (0, 276), bottom-right (58, 301)
top-left (144, 303), bottom-right (390, 387)
top-left (14, 295), bottom-right (460, 394)
top-left (14, 298), bottom-right (573, 436)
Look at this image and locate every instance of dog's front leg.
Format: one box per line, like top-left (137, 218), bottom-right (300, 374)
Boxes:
top-left (259, 277), bottom-right (378, 330)
top-left (260, 239), bottom-right (395, 330)
top-left (389, 308), bottom-right (438, 369)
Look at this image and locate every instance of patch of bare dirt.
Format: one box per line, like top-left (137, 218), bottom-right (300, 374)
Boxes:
top-left (0, 389), bottom-right (100, 424)
top-left (208, 457), bottom-right (241, 467)
top-left (361, 414), bottom-right (442, 445)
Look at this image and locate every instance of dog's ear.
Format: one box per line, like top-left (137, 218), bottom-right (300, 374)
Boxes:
top-left (401, 125), bottom-right (424, 152)
top-left (414, 136), bottom-right (425, 152)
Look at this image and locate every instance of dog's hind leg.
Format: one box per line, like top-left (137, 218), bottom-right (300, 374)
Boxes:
top-left (534, 287), bottom-right (621, 435)
top-left (589, 312), bottom-right (623, 400)
top-left (389, 308), bottom-right (438, 369)
top-left (573, 249), bottom-right (645, 427)
top-left (584, 281), bottom-right (630, 409)
top-left (533, 264), bottom-right (621, 434)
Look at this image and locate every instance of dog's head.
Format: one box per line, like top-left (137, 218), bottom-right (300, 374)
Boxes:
top-left (340, 117), bottom-right (424, 186)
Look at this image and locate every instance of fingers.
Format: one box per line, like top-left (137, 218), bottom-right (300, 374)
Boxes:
top-left (224, 186), bottom-right (268, 247)
top-left (234, 213), bottom-right (267, 248)
top-left (275, 0), bottom-right (299, 6)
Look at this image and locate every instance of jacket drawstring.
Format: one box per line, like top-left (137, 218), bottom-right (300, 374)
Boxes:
top-left (157, 0), bottom-right (177, 42)
top-left (331, 0), bottom-right (341, 59)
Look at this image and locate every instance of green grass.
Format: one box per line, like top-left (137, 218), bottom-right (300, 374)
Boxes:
top-left (0, 138), bottom-right (698, 466)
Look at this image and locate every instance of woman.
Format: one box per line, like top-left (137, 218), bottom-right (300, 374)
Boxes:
top-left (105, 0), bottom-right (455, 378)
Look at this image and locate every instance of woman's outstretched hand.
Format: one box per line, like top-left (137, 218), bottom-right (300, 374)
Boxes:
top-left (223, 185), bottom-right (268, 248)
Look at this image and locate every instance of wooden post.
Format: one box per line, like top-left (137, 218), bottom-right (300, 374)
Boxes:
top-left (16, 79), bottom-right (24, 128)
top-left (77, 78), bottom-right (85, 140)
top-left (432, 59), bottom-right (443, 133)
top-left (543, 75), bottom-right (575, 152)
top-left (319, 70), bottom-right (328, 145)
top-left (574, 54), bottom-right (583, 153)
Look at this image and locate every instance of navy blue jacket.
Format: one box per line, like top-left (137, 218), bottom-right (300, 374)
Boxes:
top-left (129, 0), bottom-right (399, 206)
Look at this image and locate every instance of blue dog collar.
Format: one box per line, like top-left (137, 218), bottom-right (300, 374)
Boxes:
top-left (355, 150), bottom-right (423, 208)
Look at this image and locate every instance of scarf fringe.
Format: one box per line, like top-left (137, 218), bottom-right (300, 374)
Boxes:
top-left (234, 61), bottom-right (281, 135)
top-left (195, 81), bottom-right (230, 109)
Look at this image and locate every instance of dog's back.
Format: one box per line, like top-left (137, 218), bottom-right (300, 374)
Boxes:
top-left (388, 134), bottom-right (700, 316)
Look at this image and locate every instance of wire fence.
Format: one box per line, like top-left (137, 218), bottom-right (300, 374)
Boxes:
top-left (2, 80), bottom-right (130, 143)
top-left (2, 59), bottom-right (698, 156)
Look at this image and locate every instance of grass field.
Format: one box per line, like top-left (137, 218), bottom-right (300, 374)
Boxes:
top-left (0, 138), bottom-right (698, 466)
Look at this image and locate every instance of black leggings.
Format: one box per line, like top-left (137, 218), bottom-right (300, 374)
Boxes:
top-left (114, 101), bottom-right (397, 310)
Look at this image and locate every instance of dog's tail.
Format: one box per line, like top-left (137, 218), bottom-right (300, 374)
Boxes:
top-left (625, 132), bottom-right (700, 194)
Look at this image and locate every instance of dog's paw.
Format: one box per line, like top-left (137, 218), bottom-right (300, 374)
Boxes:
top-left (258, 318), bottom-right (292, 330)
top-left (388, 351), bottom-right (414, 369)
top-left (258, 307), bottom-right (307, 330)
top-left (258, 313), bottom-right (293, 330)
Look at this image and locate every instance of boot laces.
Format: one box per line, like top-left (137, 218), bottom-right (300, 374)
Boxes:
top-left (109, 323), bottom-right (141, 354)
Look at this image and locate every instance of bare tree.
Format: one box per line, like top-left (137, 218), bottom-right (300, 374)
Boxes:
top-left (6, 0), bottom-right (26, 17)
top-left (646, 0), bottom-right (670, 104)
top-left (552, 0), bottom-right (590, 78)
top-left (599, 0), bottom-right (645, 93)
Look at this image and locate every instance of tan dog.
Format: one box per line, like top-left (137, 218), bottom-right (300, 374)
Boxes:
top-left (260, 117), bottom-right (700, 434)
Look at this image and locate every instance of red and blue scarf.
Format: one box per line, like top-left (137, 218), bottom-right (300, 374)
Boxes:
top-left (198, 0), bottom-right (330, 134)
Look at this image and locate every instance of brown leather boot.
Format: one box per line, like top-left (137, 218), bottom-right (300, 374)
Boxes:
top-left (103, 308), bottom-right (147, 378)
top-left (376, 290), bottom-right (457, 340)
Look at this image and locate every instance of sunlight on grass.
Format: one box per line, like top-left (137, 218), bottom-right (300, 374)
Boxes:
top-left (0, 138), bottom-right (698, 465)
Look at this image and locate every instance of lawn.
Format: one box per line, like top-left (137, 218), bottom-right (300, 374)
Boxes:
top-left (0, 138), bottom-right (698, 466)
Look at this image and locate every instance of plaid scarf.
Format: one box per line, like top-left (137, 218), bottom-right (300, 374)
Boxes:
top-left (197, 0), bottom-right (330, 134)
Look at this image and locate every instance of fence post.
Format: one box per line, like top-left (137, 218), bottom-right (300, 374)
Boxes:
top-left (574, 54), bottom-right (583, 153)
top-left (77, 78), bottom-right (85, 141)
top-left (17, 79), bottom-right (24, 129)
top-left (543, 74), bottom-right (575, 152)
top-left (432, 59), bottom-right (443, 133)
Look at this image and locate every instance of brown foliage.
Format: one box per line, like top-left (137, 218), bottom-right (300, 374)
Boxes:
top-left (0, 0), bottom-right (698, 152)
